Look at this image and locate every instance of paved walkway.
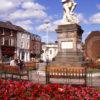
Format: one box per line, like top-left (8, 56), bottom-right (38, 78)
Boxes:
top-left (29, 63), bottom-right (100, 87)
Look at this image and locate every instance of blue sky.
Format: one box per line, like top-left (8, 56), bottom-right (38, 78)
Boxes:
top-left (0, 0), bottom-right (100, 42)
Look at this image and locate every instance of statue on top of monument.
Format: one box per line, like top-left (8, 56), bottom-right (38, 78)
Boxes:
top-left (61, 0), bottom-right (79, 24)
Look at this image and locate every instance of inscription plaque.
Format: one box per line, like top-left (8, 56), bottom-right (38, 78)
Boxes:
top-left (61, 41), bottom-right (73, 49)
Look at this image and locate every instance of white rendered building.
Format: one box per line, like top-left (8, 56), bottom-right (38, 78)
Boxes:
top-left (41, 43), bottom-right (58, 62)
top-left (17, 31), bottom-right (30, 62)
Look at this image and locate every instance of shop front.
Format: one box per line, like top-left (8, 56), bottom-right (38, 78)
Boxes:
top-left (19, 49), bottom-right (30, 62)
top-left (1, 46), bottom-right (15, 62)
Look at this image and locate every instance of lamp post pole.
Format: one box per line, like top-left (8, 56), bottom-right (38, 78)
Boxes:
top-left (45, 21), bottom-right (49, 44)
top-left (45, 21), bottom-right (50, 84)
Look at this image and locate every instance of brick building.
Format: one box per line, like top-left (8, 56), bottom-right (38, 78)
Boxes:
top-left (0, 21), bottom-right (42, 62)
top-left (30, 34), bottom-right (42, 60)
top-left (0, 21), bottom-right (17, 62)
top-left (85, 31), bottom-right (100, 62)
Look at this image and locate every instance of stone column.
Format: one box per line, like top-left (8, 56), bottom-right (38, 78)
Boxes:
top-left (52, 24), bottom-right (84, 67)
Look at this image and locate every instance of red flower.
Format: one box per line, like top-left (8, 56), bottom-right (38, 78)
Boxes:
top-left (0, 80), bottom-right (100, 99)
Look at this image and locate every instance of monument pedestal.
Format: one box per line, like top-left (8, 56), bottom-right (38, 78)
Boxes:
top-left (52, 24), bottom-right (84, 67)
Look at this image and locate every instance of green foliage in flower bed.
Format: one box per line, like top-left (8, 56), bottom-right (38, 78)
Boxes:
top-left (88, 68), bottom-right (100, 73)
top-left (0, 80), bottom-right (100, 100)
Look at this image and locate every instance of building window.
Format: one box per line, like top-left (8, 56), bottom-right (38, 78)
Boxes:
top-left (27, 35), bottom-right (30, 39)
top-left (9, 39), bottom-right (11, 46)
top-left (50, 50), bottom-right (52, 54)
top-left (9, 39), bottom-right (14, 46)
top-left (1, 37), bottom-right (5, 45)
top-left (5, 39), bottom-right (9, 46)
top-left (10, 31), bottom-right (13, 36)
top-left (1, 29), bottom-right (5, 35)
top-left (21, 42), bottom-right (24, 48)
top-left (22, 51), bottom-right (25, 60)
top-left (27, 42), bottom-right (29, 48)
top-left (0, 29), bottom-right (4, 35)
top-left (21, 34), bottom-right (24, 38)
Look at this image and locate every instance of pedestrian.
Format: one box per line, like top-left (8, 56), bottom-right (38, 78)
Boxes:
top-left (16, 58), bottom-right (24, 70)
top-left (10, 59), bottom-right (17, 66)
top-left (0, 58), bottom-right (3, 66)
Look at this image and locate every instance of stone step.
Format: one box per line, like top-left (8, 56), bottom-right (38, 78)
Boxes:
top-left (58, 52), bottom-right (83, 55)
top-left (50, 61), bottom-right (83, 67)
top-left (55, 56), bottom-right (83, 62)
top-left (56, 53), bottom-right (83, 56)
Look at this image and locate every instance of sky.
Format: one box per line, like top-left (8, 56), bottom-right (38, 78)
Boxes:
top-left (0, 0), bottom-right (100, 42)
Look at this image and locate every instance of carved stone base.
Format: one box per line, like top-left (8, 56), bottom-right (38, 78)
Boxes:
top-left (51, 24), bottom-right (84, 67)
top-left (51, 52), bottom-right (84, 66)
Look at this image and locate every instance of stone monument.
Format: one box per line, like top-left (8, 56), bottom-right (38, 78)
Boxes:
top-left (52, 0), bottom-right (84, 66)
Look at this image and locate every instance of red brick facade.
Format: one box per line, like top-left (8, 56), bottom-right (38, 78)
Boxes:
top-left (30, 34), bottom-right (42, 59)
top-left (85, 31), bottom-right (100, 61)
top-left (0, 21), bottom-right (42, 62)
top-left (0, 22), bottom-right (17, 62)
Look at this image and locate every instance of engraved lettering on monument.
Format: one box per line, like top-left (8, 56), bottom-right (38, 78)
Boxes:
top-left (61, 41), bottom-right (73, 49)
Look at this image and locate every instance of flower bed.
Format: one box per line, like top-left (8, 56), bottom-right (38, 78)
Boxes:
top-left (0, 80), bottom-right (100, 100)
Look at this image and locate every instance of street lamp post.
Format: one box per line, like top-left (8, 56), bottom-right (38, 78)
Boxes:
top-left (45, 21), bottom-right (49, 44)
top-left (45, 49), bottom-right (49, 84)
top-left (45, 21), bottom-right (50, 84)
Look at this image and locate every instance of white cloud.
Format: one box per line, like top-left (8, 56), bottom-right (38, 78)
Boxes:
top-left (22, 1), bottom-right (45, 10)
top-left (77, 13), bottom-right (88, 24)
top-left (36, 19), bottom-right (62, 32)
top-left (8, 9), bottom-right (47, 20)
top-left (15, 20), bottom-right (33, 31)
top-left (0, 0), bottom-right (49, 33)
top-left (4, 1), bottom-right (47, 21)
top-left (0, 0), bottom-right (48, 21)
top-left (0, 0), bottom-right (13, 11)
top-left (32, 10), bottom-right (47, 19)
top-left (0, 0), bottom-right (31, 12)
top-left (89, 13), bottom-right (100, 24)
top-left (0, 0), bottom-right (19, 12)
